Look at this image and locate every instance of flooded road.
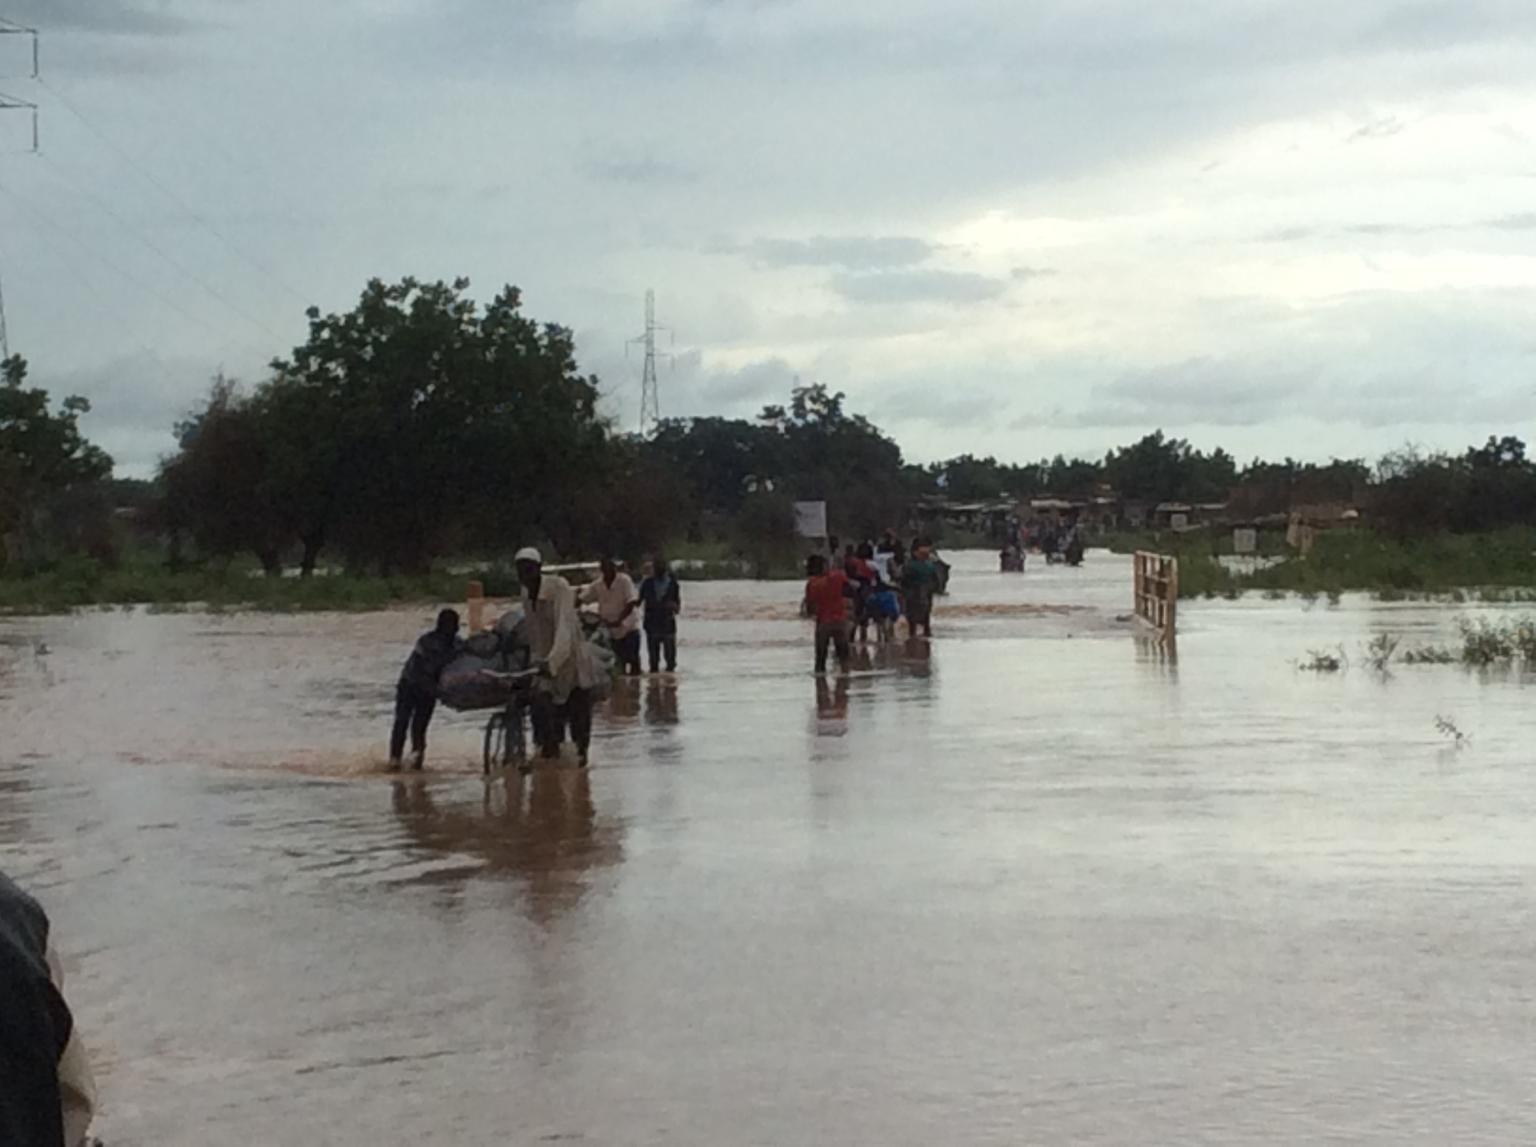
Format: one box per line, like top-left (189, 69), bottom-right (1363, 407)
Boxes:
top-left (4, 550), bottom-right (1536, 1144)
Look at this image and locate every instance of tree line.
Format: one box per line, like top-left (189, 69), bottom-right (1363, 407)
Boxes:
top-left (3, 274), bottom-right (1534, 578)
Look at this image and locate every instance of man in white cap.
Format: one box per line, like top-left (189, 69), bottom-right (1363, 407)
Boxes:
top-left (515, 547), bottom-right (600, 765)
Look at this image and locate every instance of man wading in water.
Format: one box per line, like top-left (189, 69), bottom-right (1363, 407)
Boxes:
top-left (581, 555), bottom-right (642, 675)
top-left (390, 608), bottom-right (462, 770)
top-left (637, 557), bottom-right (682, 674)
top-left (804, 554), bottom-right (853, 675)
top-left (517, 547), bottom-right (603, 765)
top-left (901, 541), bottom-right (941, 639)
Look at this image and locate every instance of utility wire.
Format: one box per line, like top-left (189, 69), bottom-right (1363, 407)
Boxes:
top-left (36, 151), bottom-right (283, 342)
top-left (37, 75), bottom-right (310, 308)
top-left (0, 181), bottom-right (187, 367)
top-left (0, 170), bottom-right (228, 340)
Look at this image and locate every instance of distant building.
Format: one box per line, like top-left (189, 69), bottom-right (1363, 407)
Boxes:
top-left (912, 497), bottom-right (1015, 541)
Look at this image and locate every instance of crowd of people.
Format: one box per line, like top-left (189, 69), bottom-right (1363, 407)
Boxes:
top-left (388, 550), bottom-right (682, 771)
top-left (1001, 515), bottom-right (1085, 570)
top-left (803, 533), bottom-right (948, 675)
top-left (389, 531), bottom-right (959, 766)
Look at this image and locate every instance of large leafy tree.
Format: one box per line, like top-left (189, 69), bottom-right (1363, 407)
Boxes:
top-left (758, 382), bottom-right (908, 535)
top-left (261, 277), bottom-right (607, 574)
top-left (0, 355), bottom-right (113, 569)
top-left (1101, 430), bottom-right (1236, 503)
top-left (160, 376), bottom-right (291, 573)
top-left (650, 416), bottom-right (774, 516)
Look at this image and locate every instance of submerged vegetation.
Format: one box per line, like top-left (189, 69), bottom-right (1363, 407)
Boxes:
top-left (1296, 618), bottom-right (1536, 674)
top-left (1157, 528), bottom-right (1536, 602)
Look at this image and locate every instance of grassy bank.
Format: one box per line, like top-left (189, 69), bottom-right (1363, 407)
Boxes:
top-left (0, 560), bottom-right (471, 615)
top-left (0, 549), bottom-right (798, 615)
top-left (1116, 527), bottom-right (1536, 600)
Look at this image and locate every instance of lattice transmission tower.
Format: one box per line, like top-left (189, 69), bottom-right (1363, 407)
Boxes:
top-left (629, 289), bottom-right (671, 437)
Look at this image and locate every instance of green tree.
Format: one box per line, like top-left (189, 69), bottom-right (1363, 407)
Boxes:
top-left (650, 416), bottom-right (775, 517)
top-left (1101, 431), bottom-right (1234, 503)
top-left (159, 376), bottom-right (291, 573)
top-left (758, 382), bottom-right (907, 536)
top-left (260, 277), bottom-right (606, 574)
top-left (0, 355), bottom-right (113, 570)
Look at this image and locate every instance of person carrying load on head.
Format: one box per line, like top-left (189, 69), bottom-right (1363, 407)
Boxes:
top-left (580, 556), bottom-right (642, 676)
top-left (389, 607), bottom-right (462, 770)
top-left (516, 547), bottom-right (604, 766)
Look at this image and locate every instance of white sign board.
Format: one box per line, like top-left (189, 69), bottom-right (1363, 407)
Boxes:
top-left (793, 501), bottom-right (828, 538)
top-left (1170, 512), bottom-right (1189, 531)
top-left (1233, 527), bottom-right (1257, 556)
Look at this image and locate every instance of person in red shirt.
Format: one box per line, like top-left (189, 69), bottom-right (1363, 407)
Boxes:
top-left (803, 554), bottom-right (853, 674)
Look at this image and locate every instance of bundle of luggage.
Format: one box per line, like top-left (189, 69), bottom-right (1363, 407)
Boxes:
top-left (437, 611), bottom-right (535, 712)
top-left (437, 609), bottom-right (616, 712)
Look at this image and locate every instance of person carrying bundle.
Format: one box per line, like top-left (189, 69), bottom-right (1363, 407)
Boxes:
top-left (517, 547), bottom-right (605, 765)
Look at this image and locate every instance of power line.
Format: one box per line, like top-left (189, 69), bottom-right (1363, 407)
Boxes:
top-left (0, 18), bottom-right (37, 79)
top-left (0, 171), bottom-right (228, 340)
top-left (37, 75), bottom-right (310, 307)
top-left (0, 26), bottom-right (36, 355)
top-left (0, 257), bottom-right (9, 360)
top-left (0, 176), bottom-right (198, 364)
top-left (36, 151), bottom-right (283, 341)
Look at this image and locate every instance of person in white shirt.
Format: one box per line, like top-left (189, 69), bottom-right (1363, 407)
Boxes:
top-left (580, 556), bottom-right (642, 675)
top-left (516, 546), bottom-right (604, 765)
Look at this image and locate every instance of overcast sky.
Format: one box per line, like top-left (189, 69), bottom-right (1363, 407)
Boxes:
top-left (1, 0), bottom-right (1533, 477)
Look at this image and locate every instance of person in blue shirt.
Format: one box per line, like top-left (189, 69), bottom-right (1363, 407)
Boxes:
top-left (637, 557), bottom-right (682, 673)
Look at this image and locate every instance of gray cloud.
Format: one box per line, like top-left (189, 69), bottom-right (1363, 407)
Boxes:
top-left (1046, 292), bottom-right (1536, 436)
top-left (1058, 358), bottom-right (1317, 429)
top-left (1265, 213), bottom-right (1536, 241)
top-left (831, 269), bottom-right (1009, 305)
top-left (5, 1), bottom-right (194, 35)
top-left (746, 235), bottom-right (935, 270)
top-left (579, 154), bottom-right (700, 186)
top-left (37, 352), bottom-right (225, 475)
top-left (874, 386), bottom-right (997, 429)
top-left (5, 0), bottom-right (1536, 474)
top-left (1348, 115), bottom-right (1407, 142)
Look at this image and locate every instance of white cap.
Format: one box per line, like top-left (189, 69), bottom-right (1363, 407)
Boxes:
top-left (513, 546), bottom-right (542, 565)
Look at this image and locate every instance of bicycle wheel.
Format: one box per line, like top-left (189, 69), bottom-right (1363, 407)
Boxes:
top-left (483, 711), bottom-right (507, 775)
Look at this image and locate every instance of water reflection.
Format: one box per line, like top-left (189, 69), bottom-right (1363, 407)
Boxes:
top-left (389, 770), bottom-right (623, 927)
top-left (814, 675), bottom-right (850, 723)
top-left (1134, 634), bottom-right (1179, 678)
top-left (898, 638), bottom-right (934, 678)
top-left (643, 678), bottom-right (679, 726)
top-left (607, 678), bottom-right (641, 722)
top-left (0, 765), bottom-right (34, 842)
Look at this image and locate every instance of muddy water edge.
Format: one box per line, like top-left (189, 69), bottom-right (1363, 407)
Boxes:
top-left (3, 550), bottom-right (1535, 1145)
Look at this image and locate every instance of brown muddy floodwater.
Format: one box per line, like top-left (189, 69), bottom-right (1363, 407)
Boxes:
top-left (4, 551), bottom-right (1536, 1144)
